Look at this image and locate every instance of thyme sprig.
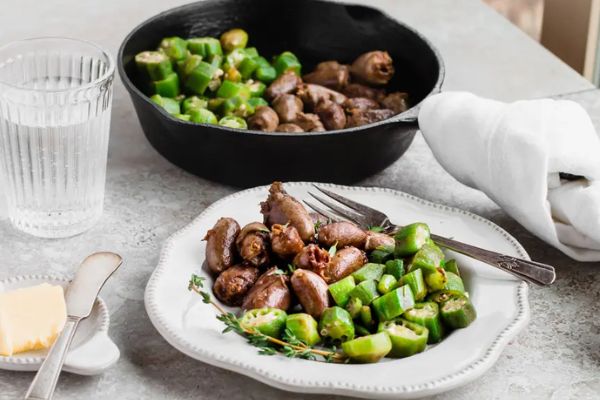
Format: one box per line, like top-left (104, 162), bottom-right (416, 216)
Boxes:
top-left (188, 274), bottom-right (346, 363)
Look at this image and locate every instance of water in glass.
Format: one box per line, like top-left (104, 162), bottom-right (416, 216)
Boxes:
top-left (0, 38), bottom-right (114, 238)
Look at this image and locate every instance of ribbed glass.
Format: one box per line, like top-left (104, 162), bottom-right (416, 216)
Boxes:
top-left (0, 38), bottom-right (114, 238)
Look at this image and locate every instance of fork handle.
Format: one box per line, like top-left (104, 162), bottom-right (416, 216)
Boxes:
top-left (430, 234), bottom-right (556, 286)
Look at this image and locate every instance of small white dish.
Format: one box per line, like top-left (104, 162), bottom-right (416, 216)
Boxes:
top-left (144, 182), bottom-right (530, 399)
top-left (0, 275), bottom-right (119, 375)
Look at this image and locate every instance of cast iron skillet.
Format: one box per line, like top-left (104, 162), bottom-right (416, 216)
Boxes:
top-left (118, 0), bottom-right (444, 187)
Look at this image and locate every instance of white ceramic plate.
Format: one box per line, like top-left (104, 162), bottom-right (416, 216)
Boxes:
top-left (145, 183), bottom-right (530, 399)
top-left (0, 275), bottom-right (120, 375)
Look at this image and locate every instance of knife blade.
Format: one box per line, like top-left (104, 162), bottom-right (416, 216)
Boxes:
top-left (65, 252), bottom-right (122, 318)
top-left (25, 252), bottom-right (123, 400)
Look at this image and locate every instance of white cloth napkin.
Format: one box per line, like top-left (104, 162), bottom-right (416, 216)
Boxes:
top-left (418, 91), bottom-right (600, 261)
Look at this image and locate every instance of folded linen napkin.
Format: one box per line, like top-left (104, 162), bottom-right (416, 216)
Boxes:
top-left (418, 91), bottom-right (600, 261)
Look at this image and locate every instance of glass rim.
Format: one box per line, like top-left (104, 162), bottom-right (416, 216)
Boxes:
top-left (0, 36), bottom-right (115, 93)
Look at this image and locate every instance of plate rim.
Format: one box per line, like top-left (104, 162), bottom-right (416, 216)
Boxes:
top-left (144, 182), bottom-right (530, 398)
top-left (0, 274), bottom-right (110, 366)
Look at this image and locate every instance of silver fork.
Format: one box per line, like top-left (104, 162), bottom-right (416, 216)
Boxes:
top-left (305, 186), bottom-right (556, 286)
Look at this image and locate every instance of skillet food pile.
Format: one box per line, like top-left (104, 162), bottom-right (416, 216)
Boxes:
top-left (190, 182), bottom-right (477, 363)
top-left (135, 28), bottom-right (409, 131)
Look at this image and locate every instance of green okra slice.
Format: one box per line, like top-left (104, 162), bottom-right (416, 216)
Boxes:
top-left (377, 274), bottom-right (398, 295)
top-left (444, 271), bottom-right (465, 293)
top-left (220, 96), bottom-right (255, 118)
top-left (240, 307), bottom-right (287, 338)
top-left (345, 296), bottom-right (362, 319)
top-left (424, 266), bottom-right (447, 292)
top-left (384, 259), bottom-right (404, 280)
top-left (341, 332), bottom-right (392, 363)
top-left (182, 96), bottom-right (208, 114)
top-left (218, 115), bottom-right (248, 129)
top-left (159, 36), bottom-right (188, 61)
top-left (224, 48), bottom-right (248, 69)
top-left (255, 56), bottom-right (270, 69)
top-left (399, 268), bottom-right (427, 301)
top-left (173, 113), bottom-right (191, 121)
top-left (403, 302), bottom-right (444, 343)
top-left (427, 290), bottom-right (465, 305)
top-left (223, 65), bottom-right (242, 82)
top-left (378, 318), bottom-right (428, 358)
top-left (352, 263), bottom-right (385, 283)
top-left (177, 54), bottom-right (203, 81)
top-left (247, 97), bottom-right (268, 109)
top-left (440, 294), bottom-right (477, 329)
top-left (217, 80), bottom-right (252, 100)
top-left (135, 51), bottom-right (173, 81)
top-left (254, 65), bottom-right (277, 83)
top-left (369, 248), bottom-right (393, 264)
top-left (184, 61), bottom-right (218, 95)
top-left (175, 59), bottom-right (186, 77)
top-left (273, 51), bottom-right (302, 76)
top-left (238, 57), bottom-right (259, 80)
top-left (188, 108), bottom-right (218, 124)
top-left (394, 222), bottom-right (431, 257)
top-left (246, 81), bottom-right (266, 98)
top-left (443, 259), bottom-right (461, 277)
top-left (408, 242), bottom-right (445, 271)
top-left (407, 243), bottom-right (447, 291)
top-left (220, 28), bottom-right (249, 52)
top-left (371, 284), bottom-right (415, 321)
top-left (187, 37), bottom-right (223, 59)
top-left (207, 97), bottom-right (225, 112)
top-left (285, 313), bottom-right (320, 346)
top-left (328, 275), bottom-right (356, 307)
top-left (150, 94), bottom-right (180, 115)
top-left (318, 306), bottom-right (355, 343)
top-left (243, 47), bottom-right (259, 58)
top-left (210, 54), bottom-right (223, 69)
top-left (152, 72), bottom-right (180, 97)
top-left (359, 305), bottom-right (374, 328)
top-left (349, 280), bottom-right (379, 305)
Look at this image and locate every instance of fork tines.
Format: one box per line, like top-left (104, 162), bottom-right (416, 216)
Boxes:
top-left (303, 200), bottom-right (341, 223)
top-left (306, 191), bottom-right (367, 226)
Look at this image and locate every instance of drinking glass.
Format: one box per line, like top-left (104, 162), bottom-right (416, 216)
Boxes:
top-left (0, 37), bottom-right (114, 238)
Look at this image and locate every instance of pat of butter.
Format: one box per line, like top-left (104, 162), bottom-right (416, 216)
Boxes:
top-left (0, 283), bottom-right (67, 356)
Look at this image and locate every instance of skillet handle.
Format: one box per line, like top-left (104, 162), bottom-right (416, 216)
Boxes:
top-left (384, 97), bottom-right (430, 126)
top-left (393, 104), bottom-right (420, 124)
top-left (386, 85), bottom-right (444, 126)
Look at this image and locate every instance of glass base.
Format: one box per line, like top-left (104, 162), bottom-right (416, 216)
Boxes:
top-left (9, 206), bottom-right (103, 238)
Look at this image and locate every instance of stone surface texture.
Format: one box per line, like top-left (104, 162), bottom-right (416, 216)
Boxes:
top-left (0, 0), bottom-right (598, 399)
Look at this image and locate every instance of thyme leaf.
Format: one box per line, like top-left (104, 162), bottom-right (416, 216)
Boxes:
top-left (314, 220), bottom-right (322, 232)
top-left (328, 242), bottom-right (338, 257)
top-left (271, 268), bottom-right (287, 276)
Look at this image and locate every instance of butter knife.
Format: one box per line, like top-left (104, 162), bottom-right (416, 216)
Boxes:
top-left (24, 252), bottom-right (123, 400)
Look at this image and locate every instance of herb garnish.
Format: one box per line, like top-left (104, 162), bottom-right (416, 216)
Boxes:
top-left (328, 241), bottom-right (338, 257)
top-left (188, 274), bottom-right (346, 363)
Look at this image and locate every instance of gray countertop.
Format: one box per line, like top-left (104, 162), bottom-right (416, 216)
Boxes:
top-left (1, 0), bottom-right (599, 399)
